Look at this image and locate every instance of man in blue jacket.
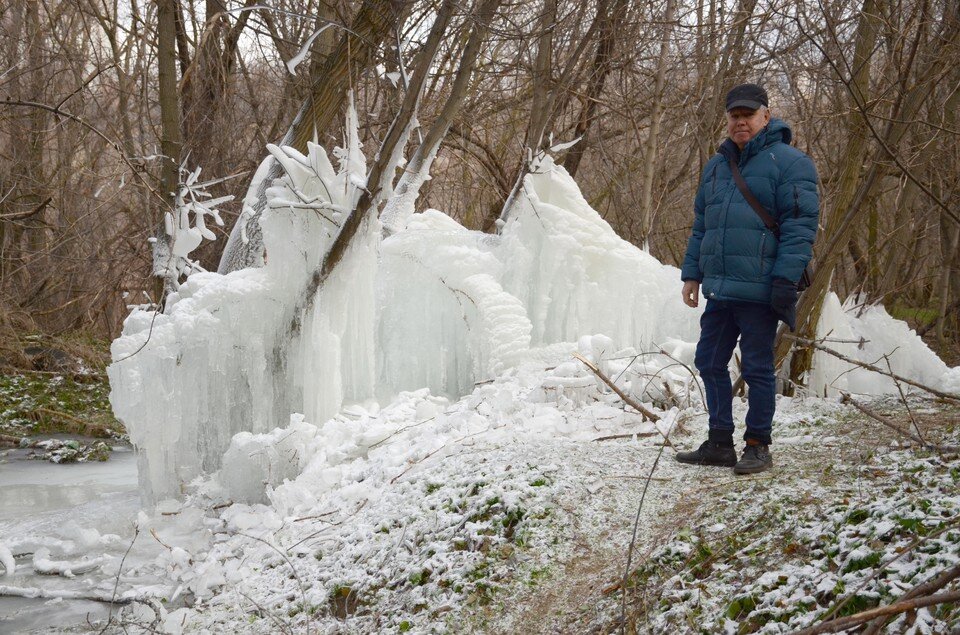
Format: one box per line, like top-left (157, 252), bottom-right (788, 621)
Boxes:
top-left (677, 83), bottom-right (819, 474)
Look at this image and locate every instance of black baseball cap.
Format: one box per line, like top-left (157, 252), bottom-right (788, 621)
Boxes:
top-left (726, 83), bottom-right (768, 111)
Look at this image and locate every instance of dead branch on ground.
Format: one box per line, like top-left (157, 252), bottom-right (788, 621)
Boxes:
top-left (573, 352), bottom-right (668, 436)
top-left (790, 589), bottom-right (960, 635)
top-left (840, 393), bottom-right (960, 453)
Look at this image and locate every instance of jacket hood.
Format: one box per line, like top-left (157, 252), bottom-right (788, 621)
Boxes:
top-left (745, 117), bottom-right (792, 155)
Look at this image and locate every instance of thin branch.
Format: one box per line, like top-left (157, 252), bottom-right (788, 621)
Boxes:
top-left (619, 412), bottom-right (683, 634)
top-left (0, 100), bottom-right (165, 204)
top-left (786, 335), bottom-right (960, 404)
top-left (862, 560), bottom-right (960, 634)
top-left (840, 393), bottom-right (960, 453)
top-left (790, 590), bottom-right (960, 635)
top-left (592, 431), bottom-right (657, 442)
top-left (573, 352), bottom-right (662, 425)
top-left (0, 196), bottom-right (51, 221)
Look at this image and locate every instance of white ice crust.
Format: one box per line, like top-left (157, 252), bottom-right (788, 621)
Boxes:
top-left (110, 135), bottom-right (960, 504)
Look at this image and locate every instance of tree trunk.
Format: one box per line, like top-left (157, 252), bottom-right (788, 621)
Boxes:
top-left (155, 0), bottom-right (183, 295)
top-left (179, 0), bottom-right (258, 171)
top-left (779, 0), bottom-right (880, 390)
top-left (561, 0), bottom-right (628, 178)
top-left (638, 0), bottom-right (676, 251)
top-left (782, 0), bottom-right (960, 388)
top-left (218, 0), bottom-right (409, 274)
top-left (380, 0), bottom-right (504, 234)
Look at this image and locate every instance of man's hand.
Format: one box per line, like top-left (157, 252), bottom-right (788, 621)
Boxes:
top-left (770, 278), bottom-right (798, 330)
top-left (682, 280), bottom-right (700, 308)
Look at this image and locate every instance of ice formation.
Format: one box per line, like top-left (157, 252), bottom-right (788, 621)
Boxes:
top-left (110, 131), bottom-right (960, 504)
top-left (110, 113), bottom-right (375, 502)
top-left (808, 293), bottom-right (960, 396)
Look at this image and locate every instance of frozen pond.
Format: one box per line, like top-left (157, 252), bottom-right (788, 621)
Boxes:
top-left (0, 444), bottom-right (139, 632)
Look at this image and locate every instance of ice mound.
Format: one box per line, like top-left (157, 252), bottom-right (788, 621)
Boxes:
top-left (378, 209), bottom-right (532, 397)
top-left (219, 414), bottom-right (321, 504)
top-left (809, 293), bottom-right (960, 396)
top-left (500, 156), bottom-right (699, 348)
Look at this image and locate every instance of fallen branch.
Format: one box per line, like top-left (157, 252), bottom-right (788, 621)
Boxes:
top-left (861, 561), bottom-right (960, 634)
top-left (840, 393), bottom-right (960, 453)
top-left (786, 334), bottom-right (960, 404)
top-left (818, 517), bottom-right (960, 624)
top-left (572, 352), bottom-right (663, 425)
top-left (788, 590), bottom-right (960, 635)
top-left (592, 432), bottom-right (657, 442)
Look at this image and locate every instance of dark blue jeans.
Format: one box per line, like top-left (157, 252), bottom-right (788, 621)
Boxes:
top-left (694, 299), bottom-right (778, 446)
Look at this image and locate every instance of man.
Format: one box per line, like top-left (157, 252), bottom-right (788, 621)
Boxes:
top-left (677, 83), bottom-right (819, 474)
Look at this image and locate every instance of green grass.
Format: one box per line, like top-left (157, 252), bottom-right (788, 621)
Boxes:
top-left (0, 372), bottom-right (123, 437)
top-left (889, 303), bottom-right (938, 325)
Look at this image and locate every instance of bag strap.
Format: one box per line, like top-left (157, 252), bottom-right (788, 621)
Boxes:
top-left (726, 155), bottom-right (780, 238)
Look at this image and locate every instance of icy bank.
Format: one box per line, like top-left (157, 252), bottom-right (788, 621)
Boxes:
top-left (110, 137), bottom-right (959, 503)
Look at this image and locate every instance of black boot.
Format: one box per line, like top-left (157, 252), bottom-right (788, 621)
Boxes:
top-left (734, 443), bottom-right (773, 474)
top-left (675, 439), bottom-right (737, 467)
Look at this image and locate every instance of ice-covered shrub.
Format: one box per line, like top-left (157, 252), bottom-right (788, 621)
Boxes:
top-left (110, 110), bottom-right (375, 503)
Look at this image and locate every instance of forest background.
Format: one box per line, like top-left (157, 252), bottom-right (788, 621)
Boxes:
top-left (2, 0), bottom-right (959, 371)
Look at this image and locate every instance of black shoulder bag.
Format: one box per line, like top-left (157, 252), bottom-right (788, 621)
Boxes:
top-left (726, 156), bottom-right (814, 292)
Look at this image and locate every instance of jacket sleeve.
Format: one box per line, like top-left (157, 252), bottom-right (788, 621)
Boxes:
top-left (680, 163), bottom-right (710, 282)
top-left (771, 154), bottom-right (819, 283)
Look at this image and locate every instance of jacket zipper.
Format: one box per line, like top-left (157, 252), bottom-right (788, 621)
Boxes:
top-left (793, 185), bottom-right (800, 218)
top-left (758, 232), bottom-right (766, 278)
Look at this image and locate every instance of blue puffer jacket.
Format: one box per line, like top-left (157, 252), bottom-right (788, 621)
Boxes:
top-left (680, 118), bottom-right (819, 304)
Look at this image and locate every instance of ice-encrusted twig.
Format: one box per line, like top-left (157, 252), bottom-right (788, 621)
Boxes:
top-left (237, 532), bottom-right (310, 635)
top-left (0, 542), bottom-right (14, 577)
top-left (285, 24), bottom-right (333, 74)
top-left (572, 352), bottom-right (666, 429)
top-left (238, 589), bottom-right (296, 635)
top-left (106, 524), bottom-right (140, 627)
top-left (31, 549), bottom-right (105, 577)
top-left (0, 584), bottom-right (139, 604)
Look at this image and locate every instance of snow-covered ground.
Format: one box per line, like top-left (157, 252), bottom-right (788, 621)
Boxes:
top-left (2, 375), bottom-right (957, 633)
